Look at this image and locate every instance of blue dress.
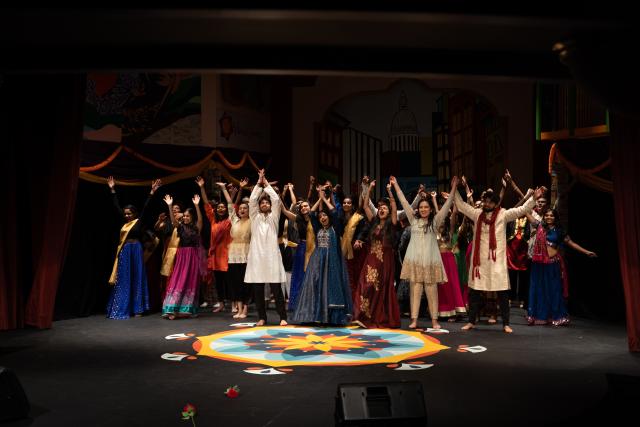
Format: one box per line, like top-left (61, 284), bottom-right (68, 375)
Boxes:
top-left (291, 212), bottom-right (352, 325)
top-left (528, 226), bottom-right (569, 325)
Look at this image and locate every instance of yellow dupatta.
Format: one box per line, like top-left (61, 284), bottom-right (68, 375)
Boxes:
top-left (160, 227), bottom-right (180, 277)
top-left (304, 219), bottom-right (315, 270)
top-left (341, 212), bottom-right (363, 260)
top-left (108, 219), bottom-right (138, 285)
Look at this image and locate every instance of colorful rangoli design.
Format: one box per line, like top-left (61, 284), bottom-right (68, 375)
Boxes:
top-left (192, 326), bottom-right (448, 367)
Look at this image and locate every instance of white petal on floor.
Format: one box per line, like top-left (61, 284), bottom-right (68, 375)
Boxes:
top-left (243, 368), bottom-right (286, 375)
top-left (394, 363), bottom-right (434, 371)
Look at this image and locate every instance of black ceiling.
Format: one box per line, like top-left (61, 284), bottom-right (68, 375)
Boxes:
top-left (1, 5), bottom-right (636, 81)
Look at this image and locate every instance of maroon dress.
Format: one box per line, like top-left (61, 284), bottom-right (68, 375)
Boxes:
top-left (353, 224), bottom-right (401, 328)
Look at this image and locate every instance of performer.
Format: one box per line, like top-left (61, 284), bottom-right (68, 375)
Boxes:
top-left (454, 184), bottom-right (545, 333)
top-left (217, 179), bottom-right (253, 319)
top-left (352, 179), bottom-right (401, 329)
top-left (391, 175), bottom-right (457, 329)
top-left (526, 208), bottom-right (596, 326)
top-left (154, 202), bottom-right (183, 300)
top-left (106, 177), bottom-right (161, 319)
top-left (436, 201), bottom-right (467, 322)
top-left (161, 193), bottom-right (205, 319)
top-left (291, 186), bottom-right (352, 325)
top-left (244, 169), bottom-right (288, 326)
top-left (197, 176), bottom-right (232, 313)
top-left (281, 178), bottom-right (319, 312)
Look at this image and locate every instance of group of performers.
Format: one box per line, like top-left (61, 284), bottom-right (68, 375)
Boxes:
top-left (105, 168), bottom-right (597, 333)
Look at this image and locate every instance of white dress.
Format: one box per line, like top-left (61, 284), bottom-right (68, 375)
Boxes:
top-left (400, 193), bottom-right (454, 283)
top-left (244, 184), bottom-right (287, 284)
top-left (454, 191), bottom-right (536, 291)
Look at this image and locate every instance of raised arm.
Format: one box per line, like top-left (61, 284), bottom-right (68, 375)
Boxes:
top-left (217, 182), bottom-right (233, 204)
top-left (195, 176), bottom-right (211, 207)
top-left (513, 188), bottom-right (535, 209)
top-left (387, 182), bottom-right (398, 226)
top-left (107, 175), bottom-right (123, 217)
top-left (453, 186), bottom-right (481, 222)
top-left (434, 176), bottom-right (458, 227)
top-left (192, 194), bottom-right (203, 232)
top-left (138, 179), bottom-right (162, 226)
top-left (461, 175), bottom-right (474, 206)
top-left (498, 178), bottom-right (507, 206)
top-left (503, 186), bottom-right (545, 223)
top-left (280, 184), bottom-right (298, 221)
top-left (288, 183), bottom-right (297, 206)
top-left (235, 177), bottom-right (248, 206)
top-left (430, 191), bottom-right (440, 214)
top-left (320, 186), bottom-right (335, 211)
top-left (260, 170), bottom-right (281, 217)
top-left (248, 180), bottom-right (262, 219)
top-left (164, 194), bottom-right (179, 227)
top-left (306, 175), bottom-right (316, 203)
top-left (363, 180), bottom-right (376, 222)
top-left (504, 169), bottom-right (525, 200)
top-left (390, 175), bottom-right (414, 222)
top-left (310, 185), bottom-right (324, 212)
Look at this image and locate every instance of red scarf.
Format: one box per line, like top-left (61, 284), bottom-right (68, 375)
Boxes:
top-left (472, 207), bottom-right (501, 278)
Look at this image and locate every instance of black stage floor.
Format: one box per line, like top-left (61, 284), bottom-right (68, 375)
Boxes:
top-left (2, 308), bottom-right (639, 427)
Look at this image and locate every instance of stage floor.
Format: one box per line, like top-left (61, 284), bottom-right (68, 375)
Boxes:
top-left (2, 308), bottom-right (639, 426)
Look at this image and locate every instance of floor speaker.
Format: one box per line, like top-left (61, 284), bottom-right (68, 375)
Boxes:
top-left (0, 367), bottom-right (30, 421)
top-left (335, 381), bottom-right (427, 426)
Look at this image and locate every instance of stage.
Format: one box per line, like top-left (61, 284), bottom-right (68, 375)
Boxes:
top-left (1, 308), bottom-right (639, 426)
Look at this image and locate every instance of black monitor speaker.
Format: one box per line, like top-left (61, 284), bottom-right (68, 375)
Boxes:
top-left (0, 367), bottom-right (30, 422)
top-left (335, 381), bottom-right (427, 426)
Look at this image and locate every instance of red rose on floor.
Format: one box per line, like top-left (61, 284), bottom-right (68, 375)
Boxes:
top-left (224, 385), bottom-right (240, 398)
top-left (181, 403), bottom-right (197, 420)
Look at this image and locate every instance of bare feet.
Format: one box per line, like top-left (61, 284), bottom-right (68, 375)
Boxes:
top-left (431, 320), bottom-right (441, 330)
top-left (255, 319), bottom-right (265, 326)
top-left (408, 319), bottom-right (418, 329)
top-left (167, 314), bottom-right (176, 320)
top-left (487, 316), bottom-right (497, 324)
top-left (352, 320), bottom-right (368, 329)
top-left (279, 319), bottom-right (288, 326)
top-left (461, 323), bottom-right (475, 331)
top-left (503, 325), bottom-right (513, 334)
top-left (212, 304), bottom-right (224, 313)
top-left (233, 313), bottom-right (240, 319)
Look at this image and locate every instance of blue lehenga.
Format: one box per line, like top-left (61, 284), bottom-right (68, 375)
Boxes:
top-left (291, 212), bottom-right (352, 325)
top-left (106, 241), bottom-right (150, 319)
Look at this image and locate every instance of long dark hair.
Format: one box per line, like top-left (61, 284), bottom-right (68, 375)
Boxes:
top-left (368, 198), bottom-right (395, 243)
top-left (183, 207), bottom-right (198, 228)
top-left (415, 199), bottom-right (435, 234)
top-left (295, 199), bottom-right (311, 236)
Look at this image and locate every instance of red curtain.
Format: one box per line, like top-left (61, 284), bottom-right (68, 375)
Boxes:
top-left (0, 74), bottom-right (85, 330)
top-left (610, 113), bottom-right (640, 352)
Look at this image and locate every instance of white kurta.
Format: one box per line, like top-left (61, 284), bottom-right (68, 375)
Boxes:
top-left (454, 191), bottom-right (536, 291)
top-left (399, 192), bottom-right (454, 283)
top-left (244, 184), bottom-right (287, 284)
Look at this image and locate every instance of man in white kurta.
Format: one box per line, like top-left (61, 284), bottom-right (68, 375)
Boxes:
top-left (454, 187), bottom-right (540, 333)
top-left (244, 178), bottom-right (288, 325)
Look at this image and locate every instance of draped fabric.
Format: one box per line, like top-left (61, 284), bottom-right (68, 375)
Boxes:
top-left (610, 114), bottom-right (640, 352)
top-left (0, 74), bottom-right (85, 330)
